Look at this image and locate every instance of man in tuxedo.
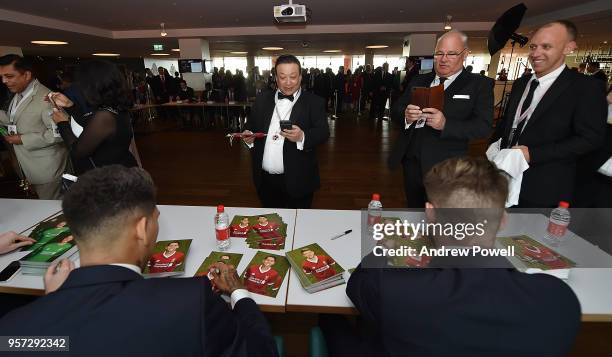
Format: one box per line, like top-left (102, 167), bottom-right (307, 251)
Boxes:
top-left (344, 157), bottom-right (581, 356)
top-left (242, 54), bottom-right (329, 208)
top-left (491, 20), bottom-right (607, 207)
top-left (389, 30), bottom-right (494, 207)
top-left (0, 165), bottom-right (278, 357)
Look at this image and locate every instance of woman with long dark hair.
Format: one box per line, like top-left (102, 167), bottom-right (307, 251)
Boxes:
top-left (49, 59), bottom-right (138, 174)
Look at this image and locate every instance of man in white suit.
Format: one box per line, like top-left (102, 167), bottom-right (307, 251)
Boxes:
top-left (0, 54), bottom-right (67, 199)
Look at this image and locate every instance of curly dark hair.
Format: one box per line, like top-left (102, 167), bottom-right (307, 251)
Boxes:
top-left (76, 59), bottom-right (132, 111)
top-left (62, 165), bottom-right (156, 242)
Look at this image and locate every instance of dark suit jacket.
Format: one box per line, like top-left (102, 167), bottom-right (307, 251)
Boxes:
top-left (151, 76), bottom-right (178, 103)
top-left (389, 69), bottom-right (494, 174)
top-left (246, 90), bottom-right (329, 198)
top-left (347, 259), bottom-right (581, 357)
top-left (372, 72), bottom-right (394, 99)
top-left (0, 265), bottom-right (278, 357)
top-left (491, 67), bottom-right (607, 207)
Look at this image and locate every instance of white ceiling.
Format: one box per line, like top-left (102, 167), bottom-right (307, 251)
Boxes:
top-left (0, 0), bottom-right (609, 58)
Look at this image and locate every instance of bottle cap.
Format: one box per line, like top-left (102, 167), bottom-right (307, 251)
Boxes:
top-left (558, 201), bottom-right (570, 208)
top-left (372, 193), bottom-right (380, 201)
top-left (217, 205), bottom-right (225, 213)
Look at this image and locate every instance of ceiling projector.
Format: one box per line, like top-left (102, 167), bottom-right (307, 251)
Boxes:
top-left (274, 2), bottom-right (307, 23)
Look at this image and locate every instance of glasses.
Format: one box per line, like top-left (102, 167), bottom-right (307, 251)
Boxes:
top-left (433, 48), bottom-right (467, 59)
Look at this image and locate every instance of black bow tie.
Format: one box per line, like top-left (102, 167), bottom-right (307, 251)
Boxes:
top-left (277, 92), bottom-right (294, 101)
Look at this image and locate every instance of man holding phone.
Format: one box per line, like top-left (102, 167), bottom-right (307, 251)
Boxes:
top-left (0, 54), bottom-right (67, 199)
top-left (242, 54), bottom-right (329, 208)
top-left (388, 31), bottom-right (494, 208)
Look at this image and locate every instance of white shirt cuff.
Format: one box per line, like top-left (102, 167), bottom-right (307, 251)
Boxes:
top-left (296, 132), bottom-right (305, 150)
top-left (404, 120), bottom-right (411, 129)
top-left (244, 141), bottom-right (254, 149)
top-left (230, 288), bottom-right (251, 309)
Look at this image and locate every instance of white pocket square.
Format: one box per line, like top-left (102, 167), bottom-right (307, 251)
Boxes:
top-left (453, 94), bottom-right (470, 99)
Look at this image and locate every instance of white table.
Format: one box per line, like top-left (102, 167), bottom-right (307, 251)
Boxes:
top-left (287, 209), bottom-right (612, 321)
top-left (0, 199), bottom-right (62, 234)
top-left (0, 200), bottom-right (296, 312)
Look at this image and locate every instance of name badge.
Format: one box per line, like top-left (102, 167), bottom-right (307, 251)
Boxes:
top-left (453, 94), bottom-right (470, 99)
top-left (7, 125), bottom-right (17, 135)
top-left (51, 123), bottom-right (61, 138)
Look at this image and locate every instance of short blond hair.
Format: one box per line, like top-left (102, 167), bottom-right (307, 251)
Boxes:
top-left (424, 157), bottom-right (508, 208)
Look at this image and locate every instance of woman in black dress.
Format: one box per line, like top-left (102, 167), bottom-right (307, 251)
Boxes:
top-left (50, 60), bottom-right (138, 174)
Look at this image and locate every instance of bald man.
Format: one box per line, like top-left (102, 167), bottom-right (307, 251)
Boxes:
top-left (389, 30), bottom-right (494, 208)
top-left (491, 20), bottom-right (607, 207)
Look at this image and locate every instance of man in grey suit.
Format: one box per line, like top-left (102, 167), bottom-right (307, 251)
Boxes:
top-left (0, 54), bottom-right (67, 199)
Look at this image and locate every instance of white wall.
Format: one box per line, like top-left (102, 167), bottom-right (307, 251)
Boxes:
top-left (144, 58), bottom-right (180, 75)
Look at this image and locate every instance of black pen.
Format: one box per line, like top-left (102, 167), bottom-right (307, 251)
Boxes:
top-left (331, 229), bottom-right (353, 240)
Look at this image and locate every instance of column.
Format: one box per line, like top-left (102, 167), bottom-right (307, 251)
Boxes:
top-left (488, 52), bottom-right (501, 80)
top-left (178, 38), bottom-right (210, 90)
top-left (402, 34), bottom-right (437, 57)
top-left (365, 50), bottom-right (374, 67)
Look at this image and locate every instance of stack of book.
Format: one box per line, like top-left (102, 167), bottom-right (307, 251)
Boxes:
top-left (230, 213), bottom-right (288, 250)
top-left (286, 243), bottom-right (345, 293)
top-left (143, 239), bottom-right (193, 278)
top-left (20, 213), bottom-right (78, 276)
top-left (497, 235), bottom-right (575, 279)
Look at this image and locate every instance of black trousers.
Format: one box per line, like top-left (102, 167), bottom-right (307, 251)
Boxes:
top-left (369, 93), bottom-right (387, 119)
top-left (402, 156), bottom-right (426, 208)
top-left (257, 172), bottom-right (313, 209)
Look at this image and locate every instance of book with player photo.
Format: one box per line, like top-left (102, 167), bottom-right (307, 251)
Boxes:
top-left (378, 217), bottom-right (433, 268)
top-left (195, 251), bottom-right (243, 290)
top-left (244, 214), bottom-right (287, 250)
top-left (286, 243), bottom-right (345, 293)
top-left (498, 235), bottom-right (576, 271)
top-left (229, 215), bottom-right (254, 238)
top-left (144, 239), bottom-right (193, 278)
top-left (19, 212), bottom-right (79, 274)
top-left (241, 251), bottom-right (290, 298)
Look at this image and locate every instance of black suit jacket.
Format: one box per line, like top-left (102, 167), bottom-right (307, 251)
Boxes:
top-left (151, 76), bottom-right (178, 103)
top-left (492, 68), bottom-right (607, 206)
top-left (389, 70), bottom-right (494, 174)
top-left (246, 90), bottom-right (329, 198)
top-left (347, 259), bottom-right (581, 356)
top-left (0, 265), bottom-right (278, 357)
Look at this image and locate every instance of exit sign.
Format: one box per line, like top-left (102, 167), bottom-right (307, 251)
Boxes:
top-left (153, 44), bottom-right (164, 51)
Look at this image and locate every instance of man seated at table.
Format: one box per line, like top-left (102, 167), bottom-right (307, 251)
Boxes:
top-left (341, 157), bottom-right (581, 356)
top-left (0, 165), bottom-right (278, 357)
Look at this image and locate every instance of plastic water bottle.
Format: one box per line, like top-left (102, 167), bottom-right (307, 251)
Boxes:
top-left (367, 193), bottom-right (383, 233)
top-left (547, 201), bottom-right (571, 238)
top-left (215, 205), bottom-right (231, 251)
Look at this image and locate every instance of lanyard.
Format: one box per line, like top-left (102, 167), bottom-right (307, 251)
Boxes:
top-left (8, 81), bottom-right (37, 123)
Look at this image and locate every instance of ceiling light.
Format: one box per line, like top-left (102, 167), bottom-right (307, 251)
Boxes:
top-left (230, 51), bottom-right (248, 55)
top-left (262, 47), bottom-right (284, 51)
top-left (365, 45), bottom-right (388, 49)
top-left (444, 15), bottom-right (452, 31)
top-left (323, 50), bottom-right (342, 53)
top-left (171, 48), bottom-right (180, 52)
top-left (150, 53), bottom-right (170, 56)
top-left (31, 40), bottom-right (68, 45)
top-left (160, 22), bottom-right (167, 37)
top-left (92, 53), bottom-right (120, 57)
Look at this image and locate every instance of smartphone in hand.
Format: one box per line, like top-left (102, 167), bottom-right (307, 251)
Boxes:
top-left (279, 120), bottom-right (293, 131)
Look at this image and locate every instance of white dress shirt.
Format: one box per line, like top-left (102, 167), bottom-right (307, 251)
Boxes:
top-left (262, 89), bottom-right (305, 174)
top-left (8, 79), bottom-right (38, 121)
top-left (512, 64), bottom-right (566, 131)
top-left (110, 263), bottom-right (252, 310)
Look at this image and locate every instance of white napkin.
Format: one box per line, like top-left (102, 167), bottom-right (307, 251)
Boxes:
top-left (487, 139), bottom-right (529, 207)
top-left (525, 268), bottom-right (571, 280)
